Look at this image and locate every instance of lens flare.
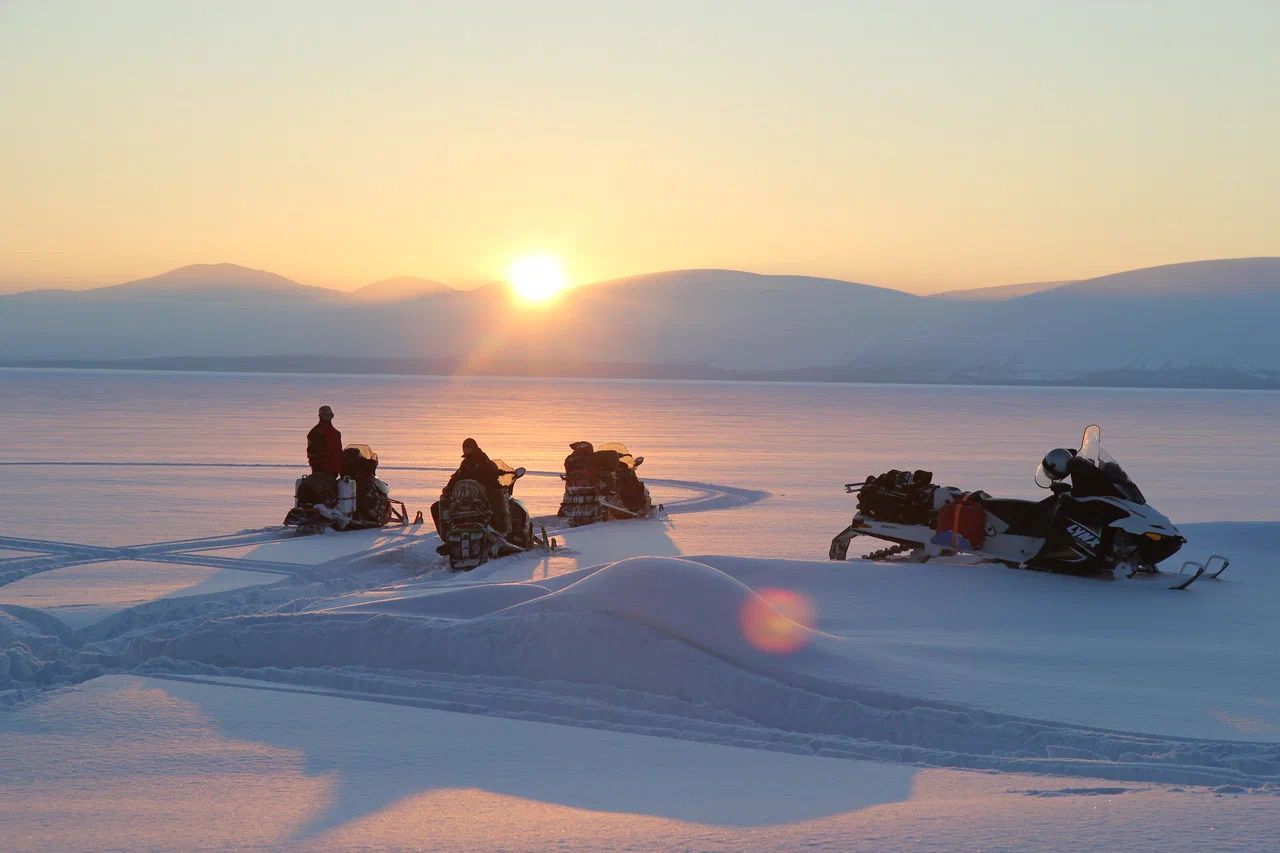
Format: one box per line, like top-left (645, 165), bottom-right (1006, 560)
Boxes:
top-left (740, 588), bottom-right (817, 655)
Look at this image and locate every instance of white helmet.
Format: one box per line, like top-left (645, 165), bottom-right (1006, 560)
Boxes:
top-left (1041, 448), bottom-right (1074, 480)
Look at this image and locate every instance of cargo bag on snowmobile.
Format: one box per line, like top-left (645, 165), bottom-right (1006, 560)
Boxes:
top-left (856, 469), bottom-right (935, 525)
top-left (446, 525), bottom-right (489, 571)
top-left (296, 473), bottom-right (337, 506)
top-left (932, 493), bottom-right (987, 550)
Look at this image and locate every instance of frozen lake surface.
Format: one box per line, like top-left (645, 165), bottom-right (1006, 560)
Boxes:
top-left (3, 368), bottom-right (1277, 549)
top-left (2, 369), bottom-right (1278, 850)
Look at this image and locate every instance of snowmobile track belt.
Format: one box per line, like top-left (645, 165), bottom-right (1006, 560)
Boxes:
top-left (865, 543), bottom-right (915, 561)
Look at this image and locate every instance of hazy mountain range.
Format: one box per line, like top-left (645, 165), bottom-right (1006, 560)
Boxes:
top-left (3, 259), bottom-right (1279, 389)
top-left (932, 280), bottom-right (1077, 301)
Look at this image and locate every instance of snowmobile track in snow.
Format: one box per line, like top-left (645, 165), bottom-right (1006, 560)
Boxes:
top-left (1, 459), bottom-right (770, 511)
top-left (0, 529), bottom-right (307, 586)
top-left (10, 460), bottom-right (1272, 795)
top-left (0, 463), bottom-right (759, 589)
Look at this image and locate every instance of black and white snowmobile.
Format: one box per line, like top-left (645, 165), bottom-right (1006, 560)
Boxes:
top-left (829, 426), bottom-right (1228, 589)
top-left (284, 444), bottom-right (415, 534)
top-left (432, 459), bottom-right (554, 571)
top-left (557, 441), bottom-right (658, 526)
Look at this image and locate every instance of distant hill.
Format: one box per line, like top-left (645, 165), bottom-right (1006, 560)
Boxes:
top-left (1041, 257), bottom-right (1280, 297)
top-left (2, 258), bottom-right (1278, 388)
top-left (926, 258), bottom-right (1279, 303)
top-left (874, 258), bottom-right (1280, 378)
top-left (525, 269), bottom-right (923, 371)
top-left (351, 276), bottom-right (454, 301)
top-left (94, 263), bottom-right (339, 301)
top-left (932, 280), bottom-right (1075, 301)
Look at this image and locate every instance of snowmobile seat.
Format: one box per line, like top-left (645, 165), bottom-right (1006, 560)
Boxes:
top-left (983, 496), bottom-right (1057, 538)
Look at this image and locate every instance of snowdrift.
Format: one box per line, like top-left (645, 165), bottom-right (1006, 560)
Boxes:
top-left (136, 554), bottom-right (1280, 790)
top-left (152, 556), bottom-right (832, 687)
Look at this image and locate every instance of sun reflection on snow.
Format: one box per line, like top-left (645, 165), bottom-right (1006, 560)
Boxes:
top-left (740, 588), bottom-right (816, 655)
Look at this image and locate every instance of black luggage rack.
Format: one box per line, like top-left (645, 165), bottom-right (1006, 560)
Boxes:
top-left (846, 469), bottom-right (936, 526)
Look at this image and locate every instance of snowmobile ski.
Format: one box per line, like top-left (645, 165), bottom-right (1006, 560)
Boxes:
top-left (1169, 561), bottom-right (1206, 590)
top-left (597, 499), bottom-right (641, 518)
top-left (1163, 555), bottom-right (1228, 589)
top-left (1204, 554), bottom-right (1230, 579)
top-left (537, 524), bottom-right (557, 552)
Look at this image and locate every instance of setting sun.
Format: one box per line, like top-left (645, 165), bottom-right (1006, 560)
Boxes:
top-left (507, 255), bottom-right (568, 304)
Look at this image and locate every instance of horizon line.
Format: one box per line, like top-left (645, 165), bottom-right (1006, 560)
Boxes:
top-left (3, 255), bottom-right (1278, 299)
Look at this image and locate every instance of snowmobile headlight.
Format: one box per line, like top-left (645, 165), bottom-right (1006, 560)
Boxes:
top-left (1144, 532), bottom-right (1163, 541)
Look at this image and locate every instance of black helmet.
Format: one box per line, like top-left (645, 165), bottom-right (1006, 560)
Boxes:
top-left (1041, 448), bottom-right (1074, 480)
top-left (569, 441), bottom-right (593, 453)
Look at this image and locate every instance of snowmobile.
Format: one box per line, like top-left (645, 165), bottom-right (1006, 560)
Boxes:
top-left (829, 426), bottom-right (1229, 589)
top-left (432, 459), bottom-right (553, 571)
top-left (284, 444), bottom-right (415, 534)
top-left (557, 442), bottom-right (657, 526)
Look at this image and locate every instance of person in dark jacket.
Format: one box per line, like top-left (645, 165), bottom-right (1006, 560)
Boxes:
top-left (445, 438), bottom-right (509, 533)
top-left (564, 441), bottom-right (594, 471)
top-left (307, 406), bottom-right (343, 479)
top-left (1040, 447), bottom-right (1144, 503)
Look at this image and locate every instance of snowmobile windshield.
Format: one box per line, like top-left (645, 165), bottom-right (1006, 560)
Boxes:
top-left (493, 459), bottom-right (519, 489)
top-left (344, 444), bottom-right (376, 461)
top-left (1073, 425), bottom-right (1146, 503)
top-left (1034, 461), bottom-right (1057, 489)
top-left (598, 442), bottom-right (637, 468)
top-left (1078, 425), bottom-right (1105, 468)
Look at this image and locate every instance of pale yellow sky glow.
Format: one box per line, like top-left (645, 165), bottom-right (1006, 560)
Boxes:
top-left (1, 1), bottom-right (1276, 294)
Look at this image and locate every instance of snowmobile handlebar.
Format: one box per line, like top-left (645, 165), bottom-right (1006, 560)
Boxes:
top-left (843, 482), bottom-right (865, 493)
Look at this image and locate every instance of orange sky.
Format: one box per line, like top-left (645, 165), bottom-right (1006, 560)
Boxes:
top-left (1, 2), bottom-right (1276, 294)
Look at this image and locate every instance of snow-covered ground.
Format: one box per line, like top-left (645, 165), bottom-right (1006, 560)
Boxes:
top-left (0, 559), bottom-right (278, 630)
top-left (3, 372), bottom-right (1279, 850)
top-left (9, 675), bottom-right (1278, 852)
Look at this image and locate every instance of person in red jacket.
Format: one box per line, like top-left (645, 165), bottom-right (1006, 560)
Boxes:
top-left (307, 405), bottom-right (343, 479)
